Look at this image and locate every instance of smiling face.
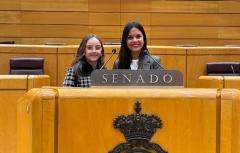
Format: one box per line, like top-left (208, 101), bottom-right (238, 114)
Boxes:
top-left (127, 27), bottom-right (144, 59)
top-left (85, 37), bottom-right (102, 66)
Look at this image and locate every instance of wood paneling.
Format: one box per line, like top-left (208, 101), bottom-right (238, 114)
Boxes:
top-left (21, 0), bottom-right (88, 11)
top-left (151, 14), bottom-right (240, 26)
top-left (0, 75), bottom-right (27, 89)
top-left (0, 1), bottom-right (20, 10)
top-left (21, 11), bottom-right (89, 25)
top-left (121, 0), bottom-right (151, 12)
top-left (121, 13), bottom-right (151, 26)
top-left (0, 90), bottom-right (25, 153)
top-left (151, 27), bottom-right (218, 39)
top-left (219, 27), bottom-right (240, 39)
top-left (0, 0), bottom-right (240, 46)
top-left (197, 76), bottom-right (224, 88)
top-left (0, 45), bottom-right (58, 85)
top-left (88, 26), bottom-right (120, 39)
top-left (20, 88), bottom-right (240, 153)
top-left (219, 1), bottom-right (240, 13)
top-left (0, 25), bottom-right (89, 37)
top-left (224, 76), bottom-right (240, 89)
top-left (28, 75), bottom-right (50, 89)
top-left (0, 75), bottom-right (51, 153)
top-left (1, 45), bottom-right (240, 87)
top-left (151, 39), bottom-right (240, 46)
top-left (58, 89), bottom-right (217, 153)
top-left (0, 11), bottom-right (20, 23)
top-left (89, 13), bottom-right (120, 25)
top-left (220, 89), bottom-right (240, 153)
top-left (187, 48), bottom-right (240, 87)
top-left (20, 38), bottom-right (82, 45)
top-left (151, 1), bottom-right (219, 13)
top-left (89, 0), bottom-right (120, 12)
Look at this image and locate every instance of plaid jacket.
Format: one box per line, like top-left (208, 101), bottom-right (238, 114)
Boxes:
top-left (63, 67), bottom-right (91, 87)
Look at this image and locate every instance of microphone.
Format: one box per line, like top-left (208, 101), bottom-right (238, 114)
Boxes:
top-left (230, 65), bottom-right (235, 74)
top-left (144, 49), bottom-right (164, 69)
top-left (100, 48), bottom-right (117, 70)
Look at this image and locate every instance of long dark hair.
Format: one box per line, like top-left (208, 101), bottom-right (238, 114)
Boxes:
top-left (118, 21), bottom-right (147, 69)
top-left (72, 34), bottom-right (104, 76)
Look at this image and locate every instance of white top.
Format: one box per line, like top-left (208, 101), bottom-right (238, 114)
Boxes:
top-left (130, 59), bottom-right (139, 70)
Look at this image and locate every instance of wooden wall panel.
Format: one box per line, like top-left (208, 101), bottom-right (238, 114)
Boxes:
top-left (89, 13), bottom-right (120, 25)
top-left (152, 13), bottom-right (217, 26)
top-left (21, 0), bottom-right (88, 11)
top-left (219, 27), bottom-right (240, 39)
top-left (0, 1), bottom-right (20, 10)
top-left (20, 25), bottom-right (88, 38)
top-left (151, 14), bottom-right (240, 26)
top-left (150, 39), bottom-right (240, 46)
top-left (88, 26), bottom-right (120, 39)
top-left (0, 0), bottom-right (240, 46)
top-left (89, 0), bottom-right (120, 12)
top-left (20, 38), bottom-right (81, 45)
top-left (21, 12), bottom-right (89, 25)
top-left (151, 27), bottom-right (218, 39)
top-left (121, 0), bottom-right (151, 12)
top-left (219, 1), bottom-right (240, 13)
top-left (151, 1), bottom-right (219, 13)
top-left (0, 37), bottom-right (119, 45)
top-left (121, 13), bottom-right (151, 26)
top-left (0, 25), bottom-right (21, 37)
top-left (0, 11), bottom-right (20, 23)
top-left (0, 25), bottom-right (89, 37)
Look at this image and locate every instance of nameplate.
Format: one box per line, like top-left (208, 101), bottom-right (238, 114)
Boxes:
top-left (91, 70), bottom-right (183, 86)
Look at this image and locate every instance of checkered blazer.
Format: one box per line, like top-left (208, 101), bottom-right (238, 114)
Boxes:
top-left (63, 67), bottom-right (91, 87)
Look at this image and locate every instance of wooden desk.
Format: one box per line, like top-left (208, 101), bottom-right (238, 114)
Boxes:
top-left (197, 76), bottom-right (224, 88)
top-left (0, 75), bottom-right (50, 153)
top-left (2, 45), bottom-right (240, 87)
top-left (198, 76), bottom-right (240, 90)
top-left (224, 76), bottom-right (240, 89)
top-left (0, 45), bottom-right (57, 85)
top-left (187, 47), bottom-right (240, 87)
top-left (17, 87), bottom-right (240, 153)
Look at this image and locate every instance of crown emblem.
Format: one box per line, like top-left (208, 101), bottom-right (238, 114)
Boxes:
top-left (109, 101), bottom-right (167, 153)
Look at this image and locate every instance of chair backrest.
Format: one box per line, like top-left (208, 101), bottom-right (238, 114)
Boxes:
top-left (0, 41), bottom-right (15, 44)
top-left (9, 58), bottom-right (44, 75)
top-left (207, 62), bottom-right (240, 76)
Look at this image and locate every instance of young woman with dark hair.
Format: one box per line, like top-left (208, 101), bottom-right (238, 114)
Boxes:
top-left (113, 21), bottom-right (163, 70)
top-left (63, 34), bottom-right (105, 87)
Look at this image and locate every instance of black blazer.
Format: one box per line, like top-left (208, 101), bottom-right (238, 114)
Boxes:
top-left (113, 54), bottom-right (164, 69)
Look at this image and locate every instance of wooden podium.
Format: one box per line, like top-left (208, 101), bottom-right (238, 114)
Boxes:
top-left (0, 75), bottom-right (50, 153)
top-left (17, 87), bottom-right (240, 153)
